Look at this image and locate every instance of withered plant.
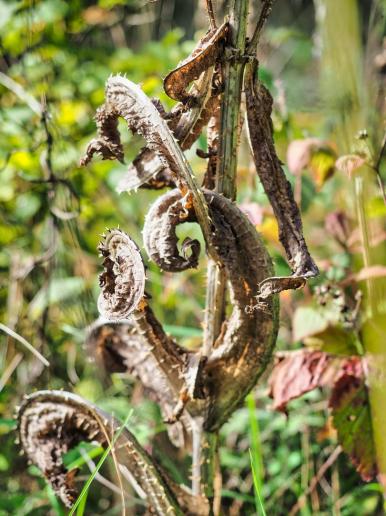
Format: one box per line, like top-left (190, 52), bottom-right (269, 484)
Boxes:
top-left (17, 1), bottom-right (318, 514)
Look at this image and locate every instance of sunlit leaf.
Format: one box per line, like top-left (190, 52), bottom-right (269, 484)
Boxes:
top-left (268, 349), bottom-right (343, 411)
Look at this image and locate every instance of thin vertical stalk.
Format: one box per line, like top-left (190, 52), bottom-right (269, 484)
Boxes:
top-left (246, 393), bottom-right (264, 494)
top-left (190, 416), bottom-right (218, 507)
top-left (316, 0), bottom-right (386, 494)
top-left (200, 2), bottom-right (250, 510)
top-left (203, 0), bottom-right (249, 355)
top-left (355, 170), bottom-right (386, 494)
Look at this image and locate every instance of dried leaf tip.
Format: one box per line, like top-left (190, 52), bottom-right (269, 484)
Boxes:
top-left (98, 229), bottom-right (146, 320)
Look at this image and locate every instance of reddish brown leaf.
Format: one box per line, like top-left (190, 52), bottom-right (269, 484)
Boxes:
top-left (325, 211), bottom-right (351, 247)
top-left (268, 350), bottom-right (343, 412)
top-left (329, 359), bottom-right (378, 481)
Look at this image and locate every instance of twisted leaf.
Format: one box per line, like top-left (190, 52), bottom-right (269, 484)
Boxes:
top-left (143, 188), bottom-right (279, 430)
top-left (163, 23), bottom-right (228, 102)
top-left (18, 390), bottom-right (187, 514)
top-left (86, 319), bottom-right (191, 448)
top-left (98, 229), bottom-right (145, 320)
top-left (118, 67), bottom-right (221, 192)
top-left (245, 61), bottom-right (318, 297)
top-left (81, 75), bottom-right (214, 254)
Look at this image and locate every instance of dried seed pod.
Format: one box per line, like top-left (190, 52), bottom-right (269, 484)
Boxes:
top-left (17, 390), bottom-right (184, 514)
top-left (98, 229), bottom-right (145, 320)
top-left (245, 60), bottom-right (319, 297)
top-left (163, 22), bottom-right (228, 103)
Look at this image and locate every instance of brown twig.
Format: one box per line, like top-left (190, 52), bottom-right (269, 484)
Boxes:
top-left (247, 0), bottom-right (275, 55)
top-left (206, 0), bottom-right (217, 29)
top-left (289, 446), bottom-right (342, 516)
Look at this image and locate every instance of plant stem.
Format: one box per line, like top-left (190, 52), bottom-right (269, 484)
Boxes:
top-left (355, 169), bottom-right (386, 494)
top-left (200, 2), bottom-right (250, 510)
top-left (203, 0), bottom-right (249, 355)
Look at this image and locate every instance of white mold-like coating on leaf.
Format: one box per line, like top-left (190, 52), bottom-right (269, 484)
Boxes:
top-left (98, 229), bottom-right (145, 320)
top-left (17, 390), bottom-right (188, 514)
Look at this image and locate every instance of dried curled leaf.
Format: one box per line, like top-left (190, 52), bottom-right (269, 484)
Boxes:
top-left (118, 66), bottom-right (221, 193)
top-left (329, 359), bottom-right (378, 481)
top-left (143, 189), bottom-right (201, 272)
top-left (163, 22), bottom-right (228, 102)
top-left (143, 188), bottom-right (279, 430)
top-left (245, 61), bottom-right (318, 297)
top-left (117, 147), bottom-right (176, 192)
top-left (98, 229), bottom-right (145, 320)
top-left (81, 75), bottom-right (214, 252)
top-left (80, 104), bottom-right (124, 166)
top-left (18, 390), bottom-right (184, 514)
top-left (117, 25), bottom-right (225, 193)
top-left (86, 319), bottom-right (191, 448)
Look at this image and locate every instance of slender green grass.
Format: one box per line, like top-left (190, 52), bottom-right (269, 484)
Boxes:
top-left (69, 409), bottom-right (133, 516)
top-left (246, 394), bottom-right (264, 491)
top-left (75, 489), bottom-right (88, 516)
top-left (64, 444), bottom-right (104, 471)
top-left (249, 450), bottom-right (267, 516)
top-left (246, 393), bottom-right (266, 515)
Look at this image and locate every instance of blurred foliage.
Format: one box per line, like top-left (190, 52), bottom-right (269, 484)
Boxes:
top-left (0, 0), bottom-right (385, 514)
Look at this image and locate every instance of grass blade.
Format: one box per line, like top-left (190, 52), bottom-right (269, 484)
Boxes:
top-left (249, 449), bottom-right (266, 516)
top-left (69, 409), bottom-right (133, 516)
top-left (0, 323), bottom-right (49, 367)
top-left (246, 394), bottom-right (264, 491)
top-left (246, 393), bottom-right (266, 515)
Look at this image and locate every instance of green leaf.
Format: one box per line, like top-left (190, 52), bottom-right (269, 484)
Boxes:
top-left (293, 305), bottom-right (360, 356)
top-left (68, 409), bottom-right (133, 516)
top-left (163, 324), bottom-right (202, 338)
top-left (250, 449), bottom-right (267, 516)
top-left (62, 443), bottom-right (103, 471)
top-left (293, 306), bottom-right (329, 341)
top-left (305, 326), bottom-right (361, 356)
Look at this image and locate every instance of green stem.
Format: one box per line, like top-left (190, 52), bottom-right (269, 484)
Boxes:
top-left (201, 2), bottom-right (250, 511)
top-left (355, 170), bottom-right (386, 494)
top-left (203, 0), bottom-right (249, 355)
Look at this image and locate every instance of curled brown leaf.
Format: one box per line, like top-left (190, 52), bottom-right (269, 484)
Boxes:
top-left (244, 61), bottom-right (318, 297)
top-left (18, 390), bottom-right (185, 514)
top-left (86, 319), bottom-right (191, 448)
top-left (163, 23), bottom-right (228, 103)
top-left (98, 229), bottom-right (145, 320)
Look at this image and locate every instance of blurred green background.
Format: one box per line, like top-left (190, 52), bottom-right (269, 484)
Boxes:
top-left (0, 0), bottom-right (385, 514)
